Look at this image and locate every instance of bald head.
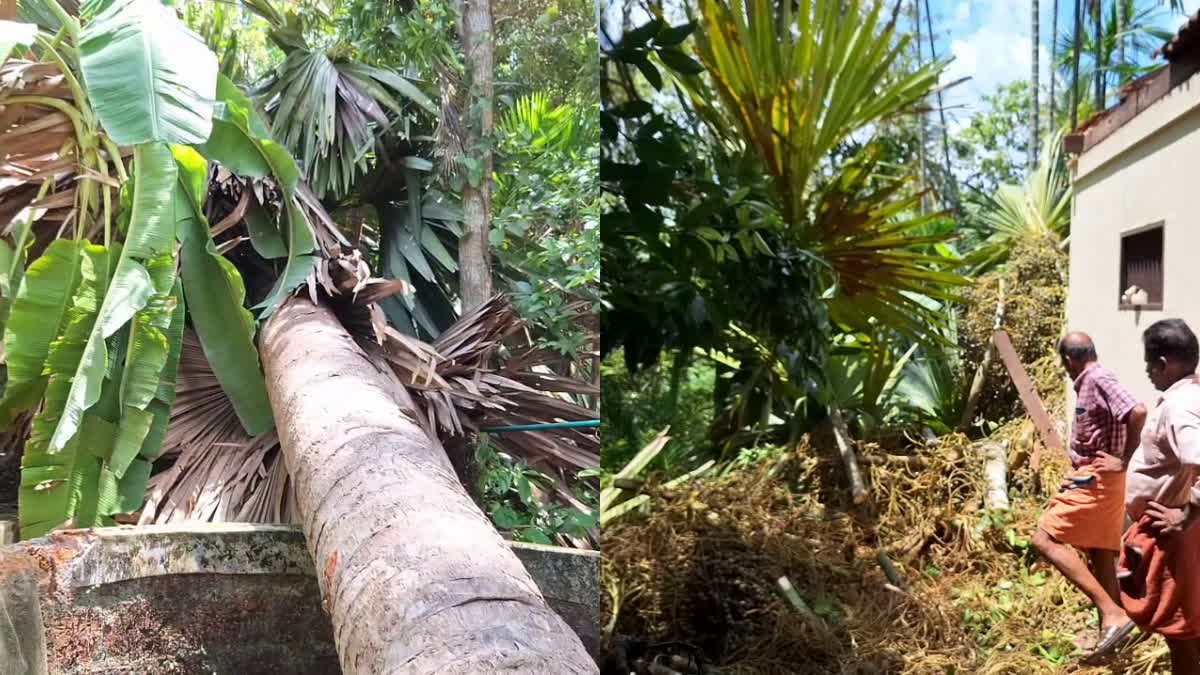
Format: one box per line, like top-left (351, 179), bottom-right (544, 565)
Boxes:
top-left (1058, 331), bottom-right (1098, 368)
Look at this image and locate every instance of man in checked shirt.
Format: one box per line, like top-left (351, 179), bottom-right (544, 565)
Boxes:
top-left (1118, 319), bottom-right (1200, 674)
top-left (1033, 332), bottom-right (1147, 663)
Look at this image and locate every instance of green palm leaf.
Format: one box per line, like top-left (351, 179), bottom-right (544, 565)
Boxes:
top-left (78, 0), bottom-right (218, 145)
top-left (679, 0), bottom-right (964, 344)
top-left (970, 129), bottom-right (1070, 273)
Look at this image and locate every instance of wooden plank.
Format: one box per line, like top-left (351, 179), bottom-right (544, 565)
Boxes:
top-left (992, 329), bottom-right (1063, 454)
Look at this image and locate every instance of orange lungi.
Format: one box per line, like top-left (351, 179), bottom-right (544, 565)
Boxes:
top-left (1118, 515), bottom-right (1200, 640)
top-left (1038, 465), bottom-right (1127, 552)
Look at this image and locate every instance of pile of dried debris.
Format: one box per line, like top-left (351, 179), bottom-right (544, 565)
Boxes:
top-left (602, 415), bottom-right (1172, 674)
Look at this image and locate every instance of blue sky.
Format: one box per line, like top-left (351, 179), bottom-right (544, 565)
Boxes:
top-left (929, 0), bottom-right (1200, 130)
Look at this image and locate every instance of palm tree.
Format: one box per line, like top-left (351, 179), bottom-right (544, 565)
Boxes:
top-left (968, 129), bottom-right (1071, 273)
top-left (1031, 0), bottom-right (1040, 169)
top-left (1071, 0), bottom-right (1082, 128)
top-left (261, 297), bottom-right (595, 673)
top-left (1050, 0), bottom-right (1058, 126)
top-left (679, 0), bottom-right (966, 346)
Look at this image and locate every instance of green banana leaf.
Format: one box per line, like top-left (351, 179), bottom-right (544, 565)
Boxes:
top-left (20, 244), bottom-right (115, 538)
top-left (172, 146), bottom-right (274, 436)
top-left (0, 240), bottom-right (83, 425)
top-left (79, 0), bottom-right (218, 145)
top-left (48, 143), bottom-right (177, 453)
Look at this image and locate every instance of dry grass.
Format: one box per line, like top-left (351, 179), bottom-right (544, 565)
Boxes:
top-left (603, 409), bottom-right (1172, 674)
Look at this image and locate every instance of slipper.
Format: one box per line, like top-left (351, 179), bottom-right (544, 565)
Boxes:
top-left (1081, 621), bottom-right (1138, 665)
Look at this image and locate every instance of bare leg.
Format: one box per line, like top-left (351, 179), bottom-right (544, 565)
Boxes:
top-left (1033, 529), bottom-right (1129, 629)
top-left (1089, 549), bottom-right (1122, 605)
top-left (1166, 638), bottom-right (1200, 675)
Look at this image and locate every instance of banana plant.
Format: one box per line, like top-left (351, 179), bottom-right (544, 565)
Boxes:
top-left (0, 0), bottom-right (305, 537)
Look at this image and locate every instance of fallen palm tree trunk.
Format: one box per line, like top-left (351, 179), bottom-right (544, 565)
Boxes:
top-left (261, 297), bottom-right (596, 674)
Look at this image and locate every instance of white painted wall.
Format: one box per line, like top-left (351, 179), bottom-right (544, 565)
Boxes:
top-left (1067, 73), bottom-right (1200, 407)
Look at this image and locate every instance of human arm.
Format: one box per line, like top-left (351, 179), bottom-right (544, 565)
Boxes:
top-left (1145, 405), bottom-right (1200, 535)
top-left (1122, 403), bottom-right (1148, 460)
top-left (1091, 377), bottom-right (1144, 472)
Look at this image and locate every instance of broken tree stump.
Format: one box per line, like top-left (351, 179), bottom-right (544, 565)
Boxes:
top-left (980, 441), bottom-right (1010, 511)
top-left (829, 407), bottom-right (868, 504)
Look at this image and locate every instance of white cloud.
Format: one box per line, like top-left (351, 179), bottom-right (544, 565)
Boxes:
top-left (936, 2), bottom-right (1053, 134)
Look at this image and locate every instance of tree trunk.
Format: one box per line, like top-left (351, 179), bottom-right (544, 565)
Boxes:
top-left (1050, 0), bottom-right (1058, 128)
top-left (0, 0), bottom-right (15, 20)
top-left (912, 0), bottom-right (928, 214)
top-left (923, 0), bottom-right (957, 211)
top-left (1093, 0), bottom-right (1103, 110)
top-left (261, 297), bottom-right (596, 675)
top-left (1071, 0), bottom-right (1082, 129)
top-left (829, 407), bottom-right (868, 505)
top-left (1117, 0), bottom-right (1125, 78)
top-left (458, 0), bottom-right (496, 312)
top-left (1030, 0), bottom-right (1040, 169)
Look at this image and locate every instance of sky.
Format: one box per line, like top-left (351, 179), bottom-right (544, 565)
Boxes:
top-left (599, 0), bottom-right (1200, 133)
top-left (930, 0), bottom-right (1200, 131)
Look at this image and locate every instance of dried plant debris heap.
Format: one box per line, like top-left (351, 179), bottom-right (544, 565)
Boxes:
top-left (961, 238), bottom-right (1067, 427)
top-left (604, 383), bottom-right (1174, 673)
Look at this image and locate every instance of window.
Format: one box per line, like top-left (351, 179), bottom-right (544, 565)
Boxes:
top-left (1119, 223), bottom-right (1164, 310)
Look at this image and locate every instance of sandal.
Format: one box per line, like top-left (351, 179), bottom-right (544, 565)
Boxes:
top-left (1081, 620), bottom-right (1138, 665)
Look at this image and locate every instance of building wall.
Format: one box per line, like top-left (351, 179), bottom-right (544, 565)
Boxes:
top-left (1068, 74), bottom-right (1200, 407)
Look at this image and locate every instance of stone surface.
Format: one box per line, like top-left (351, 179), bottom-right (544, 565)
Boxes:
top-left (0, 552), bottom-right (46, 675)
top-left (511, 541), bottom-right (601, 658)
top-left (0, 524), bottom-right (599, 673)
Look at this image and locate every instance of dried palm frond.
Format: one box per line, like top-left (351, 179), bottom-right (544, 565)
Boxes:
top-left (139, 330), bottom-right (298, 525)
top-left (0, 59), bottom-right (93, 241)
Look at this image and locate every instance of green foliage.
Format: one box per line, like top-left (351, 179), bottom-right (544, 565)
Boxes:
top-left (2, 2), bottom-right (281, 536)
top-left (600, 351), bottom-right (714, 473)
top-left (78, 0), bottom-right (218, 145)
top-left (182, 0), bottom-right (278, 85)
top-left (255, 49), bottom-right (434, 199)
top-left (355, 0), bottom-right (460, 73)
top-left (494, 93), bottom-right (598, 356)
top-left (374, 178), bottom-right (462, 340)
top-left (494, 0), bottom-right (598, 105)
top-left (475, 440), bottom-right (597, 545)
top-left (952, 81), bottom-right (1030, 199)
top-left (172, 146), bottom-right (274, 436)
top-left (966, 129), bottom-right (1071, 274)
top-left (1053, 0), bottom-right (1176, 111)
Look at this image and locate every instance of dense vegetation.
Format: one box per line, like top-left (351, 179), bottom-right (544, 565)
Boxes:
top-left (600, 0), bottom-right (1191, 672)
top-left (0, 0), bottom-right (599, 546)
